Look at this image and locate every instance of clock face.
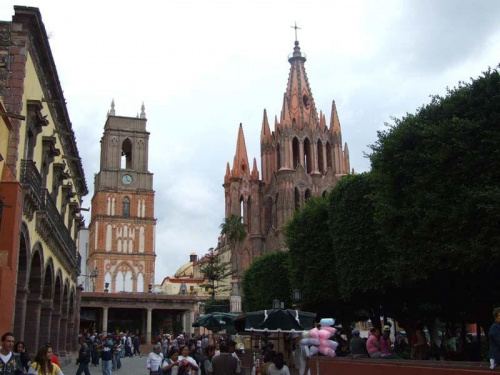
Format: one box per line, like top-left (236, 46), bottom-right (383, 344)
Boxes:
top-left (122, 174), bottom-right (133, 185)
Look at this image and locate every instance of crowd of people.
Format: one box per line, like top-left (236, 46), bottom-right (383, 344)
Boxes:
top-left (3, 307), bottom-right (500, 375)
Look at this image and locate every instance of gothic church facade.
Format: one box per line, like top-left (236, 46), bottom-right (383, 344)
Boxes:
top-left (223, 41), bottom-right (351, 275)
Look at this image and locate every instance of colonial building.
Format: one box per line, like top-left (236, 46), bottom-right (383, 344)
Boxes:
top-left (87, 103), bottom-right (156, 293)
top-left (223, 40), bottom-right (351, 277)
top-left (0, 6), bottom-right (87, 354)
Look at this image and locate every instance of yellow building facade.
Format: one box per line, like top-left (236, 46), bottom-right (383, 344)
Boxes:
top-left (0, 7), bottom-right (87, 354)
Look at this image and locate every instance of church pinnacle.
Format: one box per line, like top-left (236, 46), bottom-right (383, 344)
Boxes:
top-left (230, 123), bottom-right (250, 179)
top-left (140, 102), bottom-right (146, 119)
top-left (109, 99), bottom-right (116, 116)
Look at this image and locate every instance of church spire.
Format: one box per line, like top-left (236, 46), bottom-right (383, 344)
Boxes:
top-left (231, 124), bottom-right (250, 179)
top-left (329, 100), bottom-right (341, 135)
top-left (224, 162), bottom-right (231, 184)
top-left (282, 40), bottom-right (319, 130)
top-left (251, 157), bottom-right (259, 180)
top-left (261, 109), bottom-right (271, 142)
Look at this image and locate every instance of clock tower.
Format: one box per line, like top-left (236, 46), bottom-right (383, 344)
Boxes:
top-left (88, 102), bottom-right (156, 293)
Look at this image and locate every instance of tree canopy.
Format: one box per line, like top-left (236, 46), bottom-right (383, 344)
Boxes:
top-left (242, 251), bottom-right (292, 311)
top-left (199, 247), bottom-right (233, 300)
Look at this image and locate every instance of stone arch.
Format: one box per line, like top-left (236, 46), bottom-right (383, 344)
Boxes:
top-left (137, 273), bottom-right (144, 293)
top-left (24, 243), bottom-right (44, 352)
top-left (322, 190), bottom-right (327, 198)
top-left (292, 137), bottom-right (299, 170)
top-left (121, 137), bottom-right (133, 169)
top-left (305, 188), bottom-right (311, 202)
top-left (274, 193), bottom-right (279, 228)
top-left (50, 271), bottom-right (63, 352)
top-left (239, 196), bottom-right (244, 222)
top-left (114, 261), bottom-right (136, 292)
top-left (303, 138), bottom-right (312, 174)
top-left (14, 222), bottom-right (31, 340)
top-left (39, 258), bottom-right (55, 347)
top-left (246, 196), bottom-right (252, 233)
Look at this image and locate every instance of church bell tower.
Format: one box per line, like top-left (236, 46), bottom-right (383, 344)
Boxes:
top-left (88, 101), bottom-right (156, 293)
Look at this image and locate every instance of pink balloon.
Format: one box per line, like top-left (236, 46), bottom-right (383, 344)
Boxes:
top-left (318, 329), bottom-right (333, 340)
top-left (318, 346), bottom-right (336, 357)
top-left (319, 339), bottom-right (339, 350)
top-left (309, 346), bottom-right (319, 356)
top-left (321, 326), bottom-right (337, 335)
top-left (309, 328), bottom-right (319, 338)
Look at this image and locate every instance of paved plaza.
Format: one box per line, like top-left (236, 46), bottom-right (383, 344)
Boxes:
top-left (62, 355), bottom-right (148, 375)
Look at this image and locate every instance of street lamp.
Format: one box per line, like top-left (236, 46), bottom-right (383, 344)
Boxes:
top-left (272, 298), bottom-right (281, 309)
top-left (293, 289), bottom-right (301, 302)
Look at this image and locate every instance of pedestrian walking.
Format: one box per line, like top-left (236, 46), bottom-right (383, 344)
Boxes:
top-left (201, 345), bottom-right (215, 375)
top-left (0, 332), bottom-right (24, 375)
top-left (161, 348), bottom-right (180, 375)
top-left (209, 341), bottom-right (240, 375)
top-left (29, 345), bottom-right (63, 375)
top-left (146, 344), bottom-right (163, 375)
top-left (101, 336), bottom-right (113, 375)
top-left (178, 345), bottom-right (199, 375)
top-left (76, 337), bottom-right (91, 375)
top-left (133, 335), bottom-right (141, 357)
top-left (489, 307), bottom-right (500, 370)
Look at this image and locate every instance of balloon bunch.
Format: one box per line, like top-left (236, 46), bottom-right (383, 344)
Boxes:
top-left (300, 318), bottom-right (338, 357)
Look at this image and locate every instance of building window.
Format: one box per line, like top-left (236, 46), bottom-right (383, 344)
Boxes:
top-left (122, 197), bottom-right (130, 218)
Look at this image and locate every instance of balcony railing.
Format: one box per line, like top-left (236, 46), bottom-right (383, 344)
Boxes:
top-left (42, 188), bottom-right (77, 266)
top-left (21, 159), bottom-right (77, 270)
top-left (20, 159), bottom-right (44, 210)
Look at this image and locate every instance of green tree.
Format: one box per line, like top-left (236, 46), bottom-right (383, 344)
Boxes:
top-left (199, 247), bottom-right (233, 300)
top-left (242, 251), bottom-right (291, 311)
top-left (286, 196), bottom-right (338, 312)
top-left (369, 66), bottom-right (500, 327)
top-left (220, 214), bottom-right (247, 276)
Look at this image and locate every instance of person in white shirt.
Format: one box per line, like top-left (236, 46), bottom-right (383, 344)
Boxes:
top-left (146, 345), bottom-right (164, 375)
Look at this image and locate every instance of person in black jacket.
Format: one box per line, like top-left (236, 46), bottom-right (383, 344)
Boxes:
top-left (76, 337), bottom-right (91, 375)
top-left (489, 307), bottom-right (500, 370)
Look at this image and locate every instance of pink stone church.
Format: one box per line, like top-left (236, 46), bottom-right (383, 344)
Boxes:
top-left (223, 40), bottom-right (351, 276)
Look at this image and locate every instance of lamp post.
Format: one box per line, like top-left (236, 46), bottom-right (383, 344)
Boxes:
top-left (293, 288), bottom-right (302, 311)
top-left (272, 298), bottom-right (281, 309)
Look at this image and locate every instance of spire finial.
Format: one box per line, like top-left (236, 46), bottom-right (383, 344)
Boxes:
top-left (291, 21), bottom-right (301, 42)
top-left (109, 99), bottom-right (116, 116)
top-left (140, 102), bottom-right (146, 119)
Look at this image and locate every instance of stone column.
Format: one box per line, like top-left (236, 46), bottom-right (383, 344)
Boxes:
top-left (312, 142), bottom-right (319, 173)
top-left (146, 308), bottom-right (152, 344)
top-left (38, 301), bottom-right (53, 347)
top-left (299, 140), bottom-right (304, 167)
top-left (24, 295), bottom-right (42, 353)
top-left (73, 286), bottom-right (83, 351)
top-left (102, 307), bottom-right (108, 336)
top-left (13, 288), bottom-right (28, 341)
top-left (50, 312), bottom-right (61, 352)
top-left (59, 316), bottom-right (68, 356)
top-left (322, 143), bottom-right (328, 173)
top-left (66, 319), bottom-right (75, 353)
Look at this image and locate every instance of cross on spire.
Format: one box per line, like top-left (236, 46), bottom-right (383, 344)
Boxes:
top-left (291, 21), bottom-right (301, 42)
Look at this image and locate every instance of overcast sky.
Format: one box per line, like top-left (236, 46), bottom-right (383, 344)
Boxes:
top-left (2, 0), bottom-right (499, 283)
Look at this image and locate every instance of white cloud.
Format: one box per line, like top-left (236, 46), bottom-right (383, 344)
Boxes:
top-left (2, 0), bottom-right (499, 281)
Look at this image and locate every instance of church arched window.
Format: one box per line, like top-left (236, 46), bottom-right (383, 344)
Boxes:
top-left (305, 189), bottom-right (311, 201)
top-left (292, 138), bottom-right (299, 170)
top-left (326, 142), bottom-right (333, 170)
top-left (303, 138), bottom-right (311, 174)
top-left (317, 140), bottom-right (324, 174)
top-left (121, 138), bottom-right (133, 169)
top-left (264, 197), bottom-right (272, 233)
top-left (122, 197), bottom-right (130, 218)
top-left (276, 143), bottom-right (281, 170)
